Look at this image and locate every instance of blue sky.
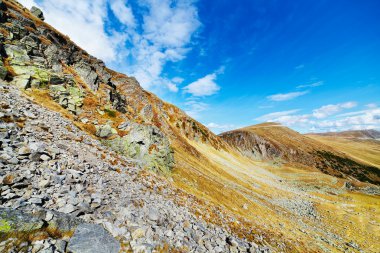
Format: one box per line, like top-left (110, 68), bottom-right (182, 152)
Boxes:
top-left (20, 0), bottom-right (380, 133)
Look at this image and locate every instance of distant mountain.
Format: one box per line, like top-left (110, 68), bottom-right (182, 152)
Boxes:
top-left (310, 129), bottom-right (380, 140)
top-left (219, 123), bottom-right (380, 185)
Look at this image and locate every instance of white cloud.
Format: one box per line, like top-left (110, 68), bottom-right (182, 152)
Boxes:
top-left (110, 0), bottom-right (136, 28)
top-left (297, 81), bottom-right (323, 89)
top-left (267, 91), bottom-right (309, 101)
top-left (128, 0), bottom-right (201, 91)
top-left (184, 100), bottom-right (208, 118)
top-left (255, 109), bottom-right (301, 122)
top-left (18, 0), bottom-right (201, 93)
top-left (315, 108), bottom-right (380, 131)
top-left (206, 123), bottom-right (237, 134)
top-left (183, 73), bottom-right (220, 96)
top-left (172, 77), bottom-right (184, 84)
top-left (19, 0), bottom-right (127, 62)
top-left (256, 110), bottom-right (312, 128)
top-left (366, 103), bottom-right (377, 109)
top-left (295, 64), bottom-right (304, 70)
top-left (255, 103), bottom-right (380, 133)
top-left (313, 101), bottom-right (357, 119)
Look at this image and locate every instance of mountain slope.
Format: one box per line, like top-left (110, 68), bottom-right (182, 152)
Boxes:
top-left (310, 129), bottom-right (380, 139)
top-left (1, 1), bottom-right (380, 252)
top-left (219, 123), bottom-right (380, 185)
top-left (308, 132), bottom-right (380, 169)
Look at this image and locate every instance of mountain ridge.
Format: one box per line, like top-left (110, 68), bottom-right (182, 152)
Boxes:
top-left (219, 123), bottom-right (380, 185)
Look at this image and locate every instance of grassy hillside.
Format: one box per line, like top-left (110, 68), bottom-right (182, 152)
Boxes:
top-left (308, 134), bottom-right (380, 168)
top-left (219, 123), bottom-right (380, 185)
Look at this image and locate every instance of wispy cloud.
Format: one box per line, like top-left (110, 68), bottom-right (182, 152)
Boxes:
top-left (184, 100), bottom-right (208, 118)
top-left (297, 81), bottom-right (324, 89)
top-left (295, 64), bottom-right (304, 70)
top-left (110, 0), bottom-right (136, 28)
top-left (267, 91), bottom-right (309, 101)
top-left (19, 0), bottom-right (201, 93)
top-left (20, 0), bottom-right (127, 62)
top-left (206, 122), bottom-right (238, 134)
top-left (255, 102), bottom-right (380, 132)
top-left (312, 101), bottom-right (357, 119)
top-left (255, 109), bottom-right (301, 121)
top-left (183, 67), bottom-right (224, 96)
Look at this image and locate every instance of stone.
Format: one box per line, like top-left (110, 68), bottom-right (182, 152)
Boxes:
top-left (45, 211), bottom-right (54, 221)
top-left (38, 179), bottom-right (50, 188)
top-left (131, 227), bottom-right (146, 240)
top-left (59, 204), bottom-right (76, 214)
top-left (102, 122), bottom-right (174, 173)
top-left (40, 154), bottom-right (51, 161)
top-left (148, 208), bottom-right (159, 221)
top-left (0, 208), bottom-right (44, 233)
top-left (226, 236), bottom-right (239, 247)
top-left (67, 223), bottom-right (120, 253)
top-left (30, 6), bottom-right (45, 21)
top-left (8, 157), bottom-right (19, 164)
top-left (55, 240), bottom-right (67, 253)
top-left (96, 124), bottom-right (117, 138)
top-left (18, 146), bottom-right (31, 155)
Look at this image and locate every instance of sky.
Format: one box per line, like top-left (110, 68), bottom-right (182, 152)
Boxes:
top-left (19, 0), bottom-right (380, 134)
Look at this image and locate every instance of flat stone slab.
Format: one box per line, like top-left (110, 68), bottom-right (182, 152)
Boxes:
top-left (67, 223), bottom-right (120, 253)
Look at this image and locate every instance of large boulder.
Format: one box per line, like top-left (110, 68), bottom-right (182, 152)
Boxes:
top-left (74, 61), bottom-right (99, 91)
top-left (95, 124), bottom-right (117, 138)
top-left (0, 208), bottom-right (44, 233)
top-left (67, 223), bottom-right (120, 253)
top-left (30, 6), bottom-right (45, 21)
top-left (50, 84), bottom-right (84, 115)
top-left (103, 121), bottom-right (174, 173)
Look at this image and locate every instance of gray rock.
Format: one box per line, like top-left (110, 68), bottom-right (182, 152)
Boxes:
top-left (55, 240), bottom-right (67, 253)
top-left (96, 124), bottom-right (117, 138)
top-left (148, 208), bottom-right (159, 221)
top-left (67, 223), bottom-right (120, 253)
top-left (30, 6), bottom-right (45, 21)
top-left (59, 204), bottom-right (77, 214)
top-left (0, 208), bottom-right (44, 233)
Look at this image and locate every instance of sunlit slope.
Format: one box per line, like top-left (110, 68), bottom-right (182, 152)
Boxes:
top-left (172, 138), bottom-right (380, 252)
top-left (308, 134), bottom-right (380, 168)
top-left (219, 123), bottom-right (380, 185)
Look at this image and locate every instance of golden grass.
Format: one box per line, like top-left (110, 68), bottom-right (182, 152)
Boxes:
top-left (308, 135), bottom-right (380, 168)
top-left (170, 136), bottom-right (380, 252)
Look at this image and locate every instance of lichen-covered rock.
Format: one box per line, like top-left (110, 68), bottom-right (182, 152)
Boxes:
top-left (30, 6), bottom-right (44, 21)
top-left (95, 124), bottom-right (117, 138)
top-left (50, 84), bottom-right (84, 115)
top-left (67, 223), bottom-right (120, 253)
top-left (104, 121), bottom-right (174, 173)
top-left (0, 208), bottom-right (44, 233)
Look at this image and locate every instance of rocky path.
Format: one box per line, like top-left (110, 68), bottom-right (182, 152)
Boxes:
top-left (0, 83), bottom-right (268, 252)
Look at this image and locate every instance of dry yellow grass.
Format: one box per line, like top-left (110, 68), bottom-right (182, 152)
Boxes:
top-left (172, 137), bottom-right (380, 252)
top-left (308, 135), bottom-right (380, 168)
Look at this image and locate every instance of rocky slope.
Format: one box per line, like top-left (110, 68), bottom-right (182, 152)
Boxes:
top-left (0, 83), bottom-right (267, 252)
top-left (1, 1), bottom-right (379, 253)
top-left (219, 123), bottom-right (380, 185)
